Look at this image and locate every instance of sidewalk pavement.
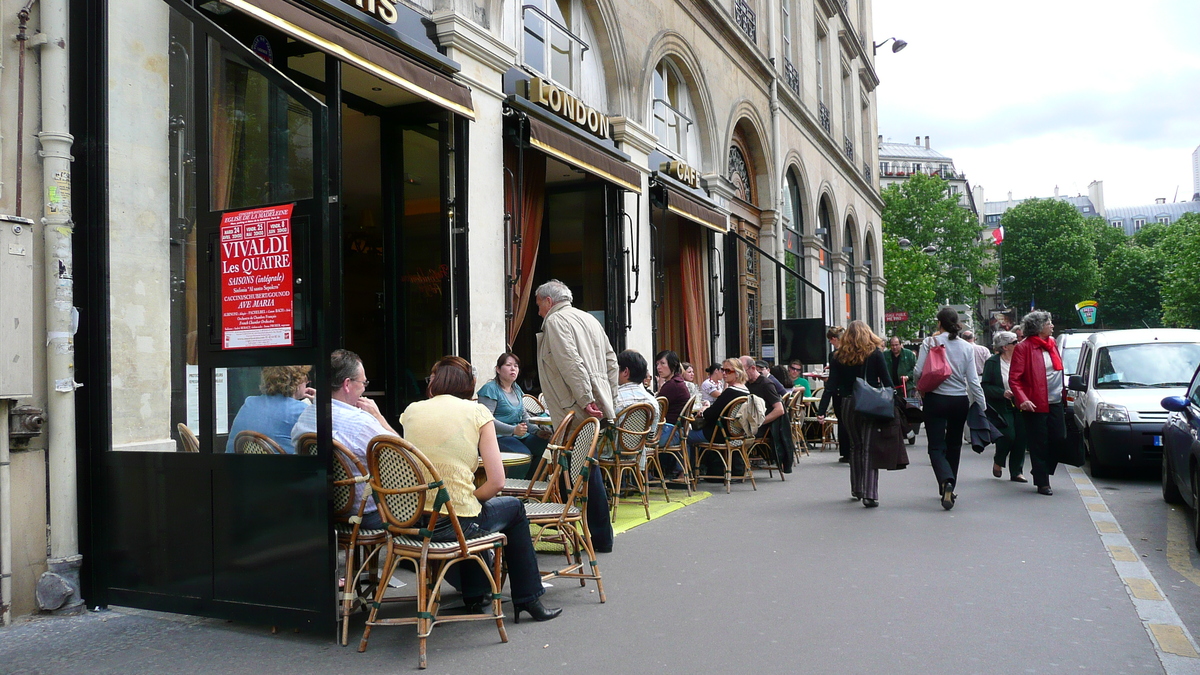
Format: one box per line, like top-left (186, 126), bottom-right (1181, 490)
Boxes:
top-left (1, 438), bottom-right (1167, 674)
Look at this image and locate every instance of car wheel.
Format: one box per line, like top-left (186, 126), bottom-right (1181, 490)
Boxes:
top-left (1163, 452), bottom-right (1185, 504)
top-left (1086, 433), bottom-right (1109, 479)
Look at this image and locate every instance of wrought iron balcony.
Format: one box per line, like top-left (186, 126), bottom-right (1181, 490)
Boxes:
top-left (843, 135), bottom-right (854, 162)
top-left (783, 58), bottom-right (800, 96)
top-left (863, 162), bottom-right (871, 183)
top-left (818, 102), bottom-right (830, 133)
top-left (734, 0), bottom-right (756, 43)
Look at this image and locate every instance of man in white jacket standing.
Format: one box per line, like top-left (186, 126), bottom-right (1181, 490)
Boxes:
top-left (534, 279), bottom-right (618, 551)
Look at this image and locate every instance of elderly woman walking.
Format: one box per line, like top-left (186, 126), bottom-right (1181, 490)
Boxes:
top-left (1008, 310), bottom-right (1064, 495)
top-left (982, 331), bottom-right (1027, 483)
top-left (912, 307), bottom-right (986, 510)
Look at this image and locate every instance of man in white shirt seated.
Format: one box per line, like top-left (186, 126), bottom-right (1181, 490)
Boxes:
top-left (603, 350), bottom-right (660, 470)
top-left (292, 349), bottom-right (397, 530)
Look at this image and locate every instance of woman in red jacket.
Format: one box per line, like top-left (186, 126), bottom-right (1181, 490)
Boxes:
top-left (1007, 310), bottom-right (1064, 495)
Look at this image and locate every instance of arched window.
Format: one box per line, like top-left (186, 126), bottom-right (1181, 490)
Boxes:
top-left (507, 0), bottom-right (607, 103)
top-left (844, 220), bottom-right (856, 322)
top-left (651, 60), bottom-right (699, 162)
top-left (729, 145), bottom-right (752, 204)
top-left (818, 199), bottom-right (833, 324)
top-left (782, 169), bottom-right (804, 318)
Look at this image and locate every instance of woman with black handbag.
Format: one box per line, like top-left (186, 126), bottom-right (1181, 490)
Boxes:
top-left (817, 320), bottom-right (892, 507)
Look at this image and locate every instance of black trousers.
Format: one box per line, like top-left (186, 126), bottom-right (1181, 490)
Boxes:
top-left (557, 462), bottom-right (613, 553)
top-left (1021, 401), bottom-right (1064, 488)
top-left (924, 392), bottom-right (970, 489)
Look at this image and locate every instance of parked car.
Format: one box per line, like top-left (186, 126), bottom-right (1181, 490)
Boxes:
top-left (1160, 364), bottom-right (1200, 551)
top-left (1057, 330), bottom-right (1100, 464)
top-left (1068, 329), bottom-right (1200, 478)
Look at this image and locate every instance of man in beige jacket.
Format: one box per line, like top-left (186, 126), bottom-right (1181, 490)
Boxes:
top-left (535, 279), bottom-right (619, 427)
top-left (534, 279), bottom-right (618, 551)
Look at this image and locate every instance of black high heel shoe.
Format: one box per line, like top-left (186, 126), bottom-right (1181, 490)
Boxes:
top-left (513, 598), bottom-right (562, 623)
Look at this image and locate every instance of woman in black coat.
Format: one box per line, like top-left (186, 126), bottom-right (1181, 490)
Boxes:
top-left (982, 331), bottom-right (1027, 482)
top-left (817, 320), bottom-right (893, 507)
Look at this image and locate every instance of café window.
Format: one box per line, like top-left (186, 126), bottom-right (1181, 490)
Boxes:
top-left (513, 0), bottom-right (606, 103)
top-left (651, 59), bottom-right (699, 162)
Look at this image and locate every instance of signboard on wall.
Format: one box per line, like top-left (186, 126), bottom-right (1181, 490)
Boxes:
top-left (220, 204), bottom-right (295, 349)
top-left (885, 311), bottom-right (909, 323)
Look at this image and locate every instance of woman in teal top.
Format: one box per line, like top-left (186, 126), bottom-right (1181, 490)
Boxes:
top-left (476, 353), bottom-right (549, 478)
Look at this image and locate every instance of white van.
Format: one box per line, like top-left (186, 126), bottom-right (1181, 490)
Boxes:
top-left (1069, 329), bottom-right (1200, 478)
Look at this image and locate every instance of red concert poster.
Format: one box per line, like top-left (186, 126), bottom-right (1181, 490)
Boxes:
top-left (219, 204), bottom-right (295, 349)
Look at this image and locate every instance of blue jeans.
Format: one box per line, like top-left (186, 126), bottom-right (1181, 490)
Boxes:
top-left (455, 496), bottom-right (544, 605)
top-left (497, 434), bottom-right (548, 479)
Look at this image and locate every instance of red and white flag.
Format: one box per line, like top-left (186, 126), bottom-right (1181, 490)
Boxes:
top-left (992, 227), bottom-right (1004, 245)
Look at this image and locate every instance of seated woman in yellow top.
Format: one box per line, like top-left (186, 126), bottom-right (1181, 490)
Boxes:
top-left (399, 355), bottom-right (561, 623)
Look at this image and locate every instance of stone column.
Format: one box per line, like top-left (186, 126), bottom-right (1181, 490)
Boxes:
top-left (609, 117), bottom-right (655, 357)
top-left (830, 251), bottom-right (849, 327)
top-left (431, 12), bottom-right (516, 370)
top-left (800, 233), bottom-right (823, 321)
top-left (852, 263), bottom-right (868, 327)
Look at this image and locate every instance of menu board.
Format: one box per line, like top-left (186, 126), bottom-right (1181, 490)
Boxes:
top-left (219, 204), bottom-right (295, 349)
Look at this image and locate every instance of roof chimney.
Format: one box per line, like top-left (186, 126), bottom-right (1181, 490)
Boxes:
top-left (1007, 191), bottom-right (1012, 201)
top-left (915, 136), bottom-right (920, 146)
top-left (1053, 185), bottom-right (1059, 198)
top-left (924, 136), bottom-right (930, 150)
top-left (1156, 197), bottom-right (1167, 204)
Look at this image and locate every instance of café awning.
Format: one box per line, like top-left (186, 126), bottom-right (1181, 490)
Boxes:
top-left (653, 177), bottom-right (727, 233)
top-left (525, 116), bottom-right (642, 193)
top-left (222, 0), bottom-right (475, 120)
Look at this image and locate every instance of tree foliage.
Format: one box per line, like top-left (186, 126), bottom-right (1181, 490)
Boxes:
top-left (1096, 244), bottom-right (1162, 329)
top-left (881, 235), bottom-right (939, 341)
top-left (881, 173), bottom-right (996, 311)
top-left (999, 199), bottom-right (1099, 328)
top-left (1157, 212), bottom-right (1200, 328)
top-left (1084, 216), bottom-right (1128, 269)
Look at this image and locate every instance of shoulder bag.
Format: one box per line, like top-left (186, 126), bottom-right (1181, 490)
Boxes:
top-left (853, 377), bottom-right (895, 419)
top-left (917, 337), bottom-right (952, 393)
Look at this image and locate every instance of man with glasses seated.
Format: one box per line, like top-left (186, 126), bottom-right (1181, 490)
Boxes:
top-left (291, 349), bottom-right (397, 529)
top-left (787, 360), bottom-right (811, 397)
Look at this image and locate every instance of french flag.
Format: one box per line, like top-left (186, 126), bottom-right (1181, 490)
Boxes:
top-left (992, 227), bottom-right (1004, 245)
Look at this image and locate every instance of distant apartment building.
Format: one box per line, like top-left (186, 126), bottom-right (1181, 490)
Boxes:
top-left (1106, 198), bottom-right (1200, 235)
top-left (878, 135), bottom-right (977, 216)
top-left (980, 181), bottom-right (1106, 230)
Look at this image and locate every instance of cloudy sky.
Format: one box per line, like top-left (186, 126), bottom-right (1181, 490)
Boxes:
top-left (872, 0), bottom-right (1200, 208)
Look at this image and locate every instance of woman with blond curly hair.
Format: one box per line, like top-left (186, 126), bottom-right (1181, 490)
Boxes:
top-left (817, 320), bottom-right (892, 507)
top-left (225, 365), bottom-right (315, 453)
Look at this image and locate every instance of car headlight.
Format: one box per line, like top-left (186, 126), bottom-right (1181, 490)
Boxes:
top-left (1097, 402), bottom-right (1129, 423)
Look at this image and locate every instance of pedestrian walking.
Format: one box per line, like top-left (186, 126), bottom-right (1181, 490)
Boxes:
top-left (982, 331), bottom-right (1026, 482)
top-left (534, 279), bottom-right (619, 551)
top-left (962, 330), bottom-right (990, 376)
top-left (1008, 311), bottom-right (1064, 496)
top-left (818, 325), bottom-right (850, 462)
top-left (883, 336), bottom-right (915, 392)
top-left (912, 307), bottom-right (985, 510)
top-left (817, 320), bottom-right (892, 507)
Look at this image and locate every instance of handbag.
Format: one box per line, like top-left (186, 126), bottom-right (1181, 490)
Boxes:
top-left (853, 377), bottom-right (895, 419)
top-left (917, 338), bottom-right (952, 393)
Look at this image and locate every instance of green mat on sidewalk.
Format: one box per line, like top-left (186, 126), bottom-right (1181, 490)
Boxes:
top-left (533, 489), bottom-right (710, 552)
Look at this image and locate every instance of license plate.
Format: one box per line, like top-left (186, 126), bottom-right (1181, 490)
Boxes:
top-left (1153, 435), bottom-right (1163, 446)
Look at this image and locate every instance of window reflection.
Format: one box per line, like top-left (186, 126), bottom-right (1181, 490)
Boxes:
top-left (224, 365), bottom-right (315, 454)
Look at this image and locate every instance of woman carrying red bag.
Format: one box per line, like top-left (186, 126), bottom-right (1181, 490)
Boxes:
top-left (912, 306), bottom-right (985, 510)
top-left (1008, 310), bottom-right (1063, 496)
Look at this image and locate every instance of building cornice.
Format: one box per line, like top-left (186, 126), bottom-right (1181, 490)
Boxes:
top-left (609, 116), bottom-right (657, 157)
top-left (430, 11), bottom-right (516, 76)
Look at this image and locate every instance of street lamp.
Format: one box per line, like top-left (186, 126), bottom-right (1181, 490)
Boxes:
top-left (873, 37), bottom-right (908, 55)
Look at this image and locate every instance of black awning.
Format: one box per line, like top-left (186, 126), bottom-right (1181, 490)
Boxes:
top-left (650, 173), bottom-right (727, 233)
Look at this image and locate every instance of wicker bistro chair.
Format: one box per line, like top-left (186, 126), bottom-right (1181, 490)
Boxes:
top-left (176, 423), bottom-right (199, 453)
top-left (787, 392), bottom-right (812, 458)
top-left (691, 396), bottom-right (758, 494)
top-left (597, 402), bottom-right (655, 521)
top-left (646, 396), bottom-right (697, 499)
top-left (522, 393), bottom-right (546, 417)
top-left (233, 430), bottom-right (285, 455)
top-left (329, 439), bottom-right (390, 646)
top-left (500, 411), bottom-right (575, 500)
top-left (645, 396), bottom-right (669, 446)
top-left (358, 436), bottom-right (508, 669)
top-left (294, 433), bottom-right (320, 456)
top-left (524, 417), bottom-right (606, 603)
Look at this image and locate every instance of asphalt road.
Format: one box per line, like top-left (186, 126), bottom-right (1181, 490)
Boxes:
top-left (3, 438), bottom-right (1198, 674)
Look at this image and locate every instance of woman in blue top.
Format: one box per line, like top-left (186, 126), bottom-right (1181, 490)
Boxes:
top-left (476, 353), bottom-right (549, 478)
top-left (226, 365), bottom-right (314, 453)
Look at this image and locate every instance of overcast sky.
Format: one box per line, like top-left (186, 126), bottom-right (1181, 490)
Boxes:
top-left (872, 0), bottom-right (1200, 208)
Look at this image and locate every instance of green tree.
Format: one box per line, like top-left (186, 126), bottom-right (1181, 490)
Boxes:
top-left (881, 173), bottom-right (996, 309)
top-left (1157, 212), bottom-right (1200, 328)
top-left (1096, 244), bottom-right (1162, 329)
top-left (1084, 216), bottom-right (1127, 268)
top-left (881, 235), bottom-right (939, 341)
top-left (999, 199), bottom-right (1099, 328)
top-left (1132, 221), bottom-right (1169, 248)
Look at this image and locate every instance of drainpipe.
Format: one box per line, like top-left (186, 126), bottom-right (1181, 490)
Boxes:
top-left (767, 0), bottom-right (784, 341)
top-left (1, 401), bottom-right (10, 625)
top-left (35, 0), bottom-right (82, 613)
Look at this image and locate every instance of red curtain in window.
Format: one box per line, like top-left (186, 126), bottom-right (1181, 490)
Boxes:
top-left (679, 225), bottom-right (709, 367)
top-left (504, 145), bottom-right (547, 347)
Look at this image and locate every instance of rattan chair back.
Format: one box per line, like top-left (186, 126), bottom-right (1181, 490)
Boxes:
top-left (294, 432), bottom-right (319, 457)
top-left (719, 396), bottom-right (750, 442)
top-left (176, 423), bottom-right (199, 453)
top-left (366, 435), bottom-right (476, 553)
top-left (522, 393), bottom-right (546, 416)
top-left (233, 430), bottom-right (285, 455)
top-left (331, 440), bottom-right (367, 520)
top-left (561, 417), bottom-right (601, 503)
top-left (613, 402), bottom-right (654, 456)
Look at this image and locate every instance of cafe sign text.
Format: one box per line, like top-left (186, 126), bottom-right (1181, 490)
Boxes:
top-left (526, 77), bottom-right (611, 140)
top-left (660, 160), bottom-right (700, 189)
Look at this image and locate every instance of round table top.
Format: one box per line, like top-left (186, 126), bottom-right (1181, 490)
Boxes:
top-left (528, 415), bottom-right (553, 426)
top-left (802, 396), bottom-right (822, 404)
